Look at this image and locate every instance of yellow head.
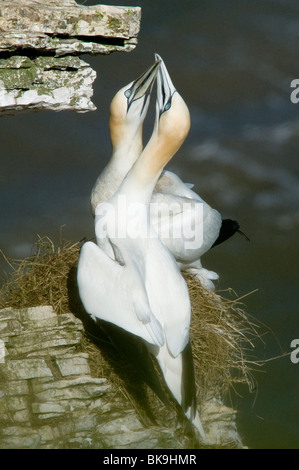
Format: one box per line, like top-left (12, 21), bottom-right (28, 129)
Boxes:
top-left (109, 61), bottom-right (161, 152)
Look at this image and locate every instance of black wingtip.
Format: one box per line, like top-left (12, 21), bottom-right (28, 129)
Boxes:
top-left (237, 229), bottom-right (250, 242)
top-left (212, 219), bottom-right (249, 248)
top-left (181, 342), bottom-right (197, 419)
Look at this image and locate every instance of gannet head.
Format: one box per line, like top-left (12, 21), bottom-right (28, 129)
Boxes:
top-left (109, 60), bottom-right (161, 150)
top-left (154, 53), bottom-right (190, 151)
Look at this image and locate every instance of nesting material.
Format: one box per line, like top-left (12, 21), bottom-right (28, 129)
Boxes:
top-left (187, 276), bottom-right (259, 403)
top-left (0, 235), bottom-right (260, 443)
top-left (0, 236), bottom-right (80, 314)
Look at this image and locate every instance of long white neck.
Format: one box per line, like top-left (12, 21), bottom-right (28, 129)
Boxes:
top-left (118, 93), bottom-right (190, 206)
top-left (118, 125), bottom-right (186, 205)
top-left (111, 123), bottom-right (143, 169)
top-left (91, 123), bottom-right (143, 214)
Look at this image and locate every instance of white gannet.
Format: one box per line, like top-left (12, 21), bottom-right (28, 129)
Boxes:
top-left (90, 61), bottom-right (158, 212)
top-left (77, 59), bottom-right (205, 439)
top-left (89, 55), bottom-right (226, 290)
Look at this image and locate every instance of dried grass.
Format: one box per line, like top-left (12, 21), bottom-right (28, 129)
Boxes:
top-left (0, 235), bottom-right (80, 314)
top-left (187, 277), bottom-right (260, 403)
top-left (0, 235), bottom-right (261, 433)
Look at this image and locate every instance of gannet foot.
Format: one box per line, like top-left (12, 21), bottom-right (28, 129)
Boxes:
top-left (186, 267), bottom-right (219, 291)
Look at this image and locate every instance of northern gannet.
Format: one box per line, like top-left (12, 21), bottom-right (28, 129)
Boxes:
top-left (90, 55), bottom-right (237, 290)
top-left (77, 59), bottom-right (205, 439)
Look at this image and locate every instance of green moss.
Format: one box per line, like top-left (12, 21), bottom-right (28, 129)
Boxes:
top-left (70, 95), bottom-right (80, 107)
top-left (0, 63), bottom-right (38, 90)
top-left (94, 12), bottom-right (104, 20)
top-left (0, 56), bottom-right (33, 70)
top-left (107, 16), bottom-right (121, 31)
top-left (35, 84), bottom-right (54, 97)
top-left (35, 56), bottom-right (81, 71)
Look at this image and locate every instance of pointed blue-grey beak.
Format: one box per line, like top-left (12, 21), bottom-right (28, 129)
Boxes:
top-left (154, 52), bottom-right (177, 117)
top-left (125, 60), bottom-right (161, 113)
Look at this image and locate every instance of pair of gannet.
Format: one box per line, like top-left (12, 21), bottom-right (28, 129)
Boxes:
top-left (91, 54), bottom-right (224, 290)
top-left (78, 57), bottom-right (206, 438)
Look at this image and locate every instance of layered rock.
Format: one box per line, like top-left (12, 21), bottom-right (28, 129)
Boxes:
top-left (0, 1), bottom-right (141, 113)
top-left (0, 305), bottom-right (246, 448)
top-left (0, 306), bottom-right (178, 449)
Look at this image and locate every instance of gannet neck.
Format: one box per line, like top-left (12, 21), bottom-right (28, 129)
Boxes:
top-left (109, 115), bottom-right (143, 163)
top-left (119, 92), bottom-right (191, 204)
top-left (90, 117), bottom-right (143, 208)
top-left (91, 61), bottom-right (161, 214)
top-left (90, 135), bottom-right (142, 211)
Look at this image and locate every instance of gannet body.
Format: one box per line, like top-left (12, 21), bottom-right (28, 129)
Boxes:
top-left (90, 55), bottom-right (223, 290)
top-left (77, 60), bottom-right (205, 439)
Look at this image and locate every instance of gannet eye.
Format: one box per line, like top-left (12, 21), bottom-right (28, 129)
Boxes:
top-left (124, 89), bottom-right (132, 99)
top-left (164, 102), bottom-right (171, 111)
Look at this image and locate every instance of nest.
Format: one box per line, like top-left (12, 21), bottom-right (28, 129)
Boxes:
top-left (0, 236), bottom-right (79, 314)
top-left (0, 235), bottom-right (260, 439)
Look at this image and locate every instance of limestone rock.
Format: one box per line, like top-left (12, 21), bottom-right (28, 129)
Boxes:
top-left (0, 305), bottom-right (246, 448)
top-left (0, 1), bottom-right (141, 56)
top-left (55, 353), bottom-right (91, 377)
top-left (2, 358), bottom-right (53, 380)
top-left (201, 398), bottom-right (246, 449)
top-left (0, 55), bottom-right (97, 114)
top-left (0, 305), bottom-right (179, 449)
top-left (0, 1), bottom-right (141, 113)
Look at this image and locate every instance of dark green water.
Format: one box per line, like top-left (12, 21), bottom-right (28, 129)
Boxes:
top-left (1, 0), bottom-right (298, 448)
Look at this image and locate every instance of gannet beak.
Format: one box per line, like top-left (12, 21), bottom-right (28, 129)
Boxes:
top-left (154, 53), bottom-right (177, 117)
top-left (126, 60), bottom-right (161, 112)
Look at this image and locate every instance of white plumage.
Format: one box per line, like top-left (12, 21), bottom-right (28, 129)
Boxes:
top-left (90, 54), bottom-right (222, 291)
top-left (77, 58), bottom-right (205, 438)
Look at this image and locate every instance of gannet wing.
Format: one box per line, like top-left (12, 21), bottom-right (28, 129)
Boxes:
top-left (143, 239), bottom-right (191, 357)
top-left (77, 241), bottom-right (164, 347)
top-left (151, 192), bottom-right (193, 217)
top-left (151, 192), bottom-right (222, 256)
top-left (96, 231), bottom-right (116, 260)
top-left (132, 295), bottom-right (165, 347)
top-left (149, 341), bottom-right (205, 440)
top-left (150, 193), bottom-right (198, 239)
top-left (155, 170), bottom-right (199, 200)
